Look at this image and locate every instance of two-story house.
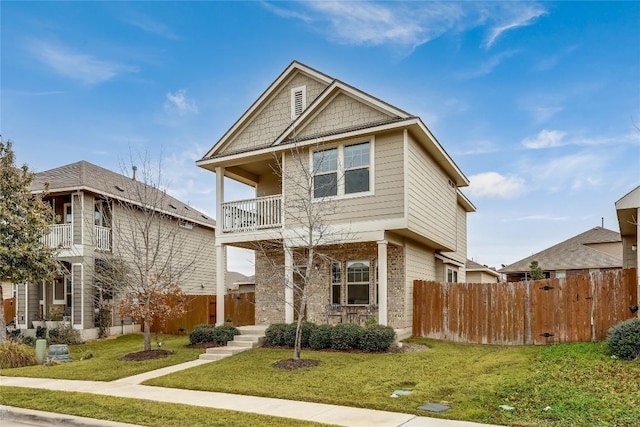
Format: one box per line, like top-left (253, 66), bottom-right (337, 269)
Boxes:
top-left (15, 160), bottom-right (216, 340)
top-left (196, 61), bottom-right (474, 337)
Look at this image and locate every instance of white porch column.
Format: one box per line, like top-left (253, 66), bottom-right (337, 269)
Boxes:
top-left (216, 244), bottom-right (226, 326)
top-left (284, 245), bottom-right (294, 323)
top-left (215, 167), bottom-right (225, 235)
top-left (377, 240), bottom-right (388, 326)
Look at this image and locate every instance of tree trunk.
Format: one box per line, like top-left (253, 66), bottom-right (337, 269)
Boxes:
top-left (0, 286), bottom-right (6, 343)
top-left (144, 319), bottom-right (151, 351)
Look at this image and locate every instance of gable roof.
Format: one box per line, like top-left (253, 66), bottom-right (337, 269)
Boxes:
top-left (499, 226), bottom-right (622, 273)
top-left (31, 161), bottom-right (216, 229)
top-left (616, 185), bottom-right (640, 236)
top-left (466, 259), bottom-right (500, 277)
top-left (197, 60), bottom-right (470, 187)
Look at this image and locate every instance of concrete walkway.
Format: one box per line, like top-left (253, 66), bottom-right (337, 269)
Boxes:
top-left (0, 373), bottom-right (501, 427)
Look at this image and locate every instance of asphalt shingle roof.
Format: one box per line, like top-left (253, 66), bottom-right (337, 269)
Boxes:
top-left (499, 227), bottom-right (622, 273)
top-left (31, 160), bottom-right (216, 229)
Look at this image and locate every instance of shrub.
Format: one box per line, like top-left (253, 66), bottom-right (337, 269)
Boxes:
top-left (300, 322), bottom-right (317, 348)
top-left (48, 324), bottom-right (83, 345)
top-left (607, 317), bottom-right (640, 360)
top-left (359, 324), bottom-right (396, 352)
top-left (189, 324), bottom-right (216, 344)
top-left (264, 323), bottom-right (287, 347)
top-left (331, 323), bottom-right (363, 351)
top-left (0, 341), bottom-right (37, 369)
top-left (212, 325), bottom-right (240, 344)
top-left (22, 336), bottom-right (36, 347)
top-left (309, 324), bottom-right (333, 350)
top-left (36, 326), bottom-right (47, 339)
top-left (282, 323), bottom-right (297, 347)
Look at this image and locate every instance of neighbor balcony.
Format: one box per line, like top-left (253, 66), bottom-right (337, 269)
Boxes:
top-left (221, 195), bottom-right (282, 233)
top-left (43, 224), bottom-right (73, 249)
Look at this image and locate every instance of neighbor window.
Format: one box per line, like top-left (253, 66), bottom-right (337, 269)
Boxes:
top-left (312, 141), bottom-right (372, 199)
top-left (53, 277), bottom-right (65, 304)
top-left (447, 268), bottom-right (458, 283)
top-left (331, 262), bottom-right (342, 304)
top-left (347, 260), bottom-right (370, 305)
top-left (555, 270), bottom-right (566, 279)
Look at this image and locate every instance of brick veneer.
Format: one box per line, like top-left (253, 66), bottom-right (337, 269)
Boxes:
top-left (254, 242), bottom-right (407, 328)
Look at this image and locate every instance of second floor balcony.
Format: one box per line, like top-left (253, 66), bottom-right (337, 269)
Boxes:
top-left (221, 195), bottom-right (282, 233)
top-left (43, 224), bottom-right (111, 252)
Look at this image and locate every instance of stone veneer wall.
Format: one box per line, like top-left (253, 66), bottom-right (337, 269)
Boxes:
top-left (254, 242), bottom-right (407, 329)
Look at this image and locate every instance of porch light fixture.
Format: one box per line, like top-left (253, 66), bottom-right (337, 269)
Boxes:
top-left (632, 244), bottom-right (637, 251)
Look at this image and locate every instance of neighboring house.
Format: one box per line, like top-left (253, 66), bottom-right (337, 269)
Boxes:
top-left (616, 185), bottom-right (639, 270)
top-left (226, 271), bottom-right (254, 292)
top-left (15, 161), bottom-right (216, 340)
top-left (465, 259), bottom-right (501, 283)
top-left (196, 61), bottom-right (475, 337)
top-left (499, 226), bottom-right (622, 282)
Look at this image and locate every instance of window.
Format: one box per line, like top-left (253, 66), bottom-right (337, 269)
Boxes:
top-left (313, 148), bottom-right (338, 198)
top-left (347, 261), bottom-right (370, 305)
top-left (53, 277), bottom-right (65, 304)
top-left (555, 270), bottom-right (566, 279)
top-left (291, 86), bottom-right (306, 119)
top-left (344, 143), bottom-right (370, 194)
top-left (312, 141), bottom-right (372, 199)
top-left (94, 200), bottom-right (111, 227)
top-left (331, 262), bottom-right (342, 304)
top-left (64, 203), bottom-right (72, 224)
top-left (447, 268), bottom-right (458, 283)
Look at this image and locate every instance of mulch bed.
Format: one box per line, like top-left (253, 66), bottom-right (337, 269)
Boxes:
top-left (119, 349), bottom-right (174, 361)
top-left (272, 359), bottom-right (321, 370)
top-left (185, 342), bottom-right (225, 349)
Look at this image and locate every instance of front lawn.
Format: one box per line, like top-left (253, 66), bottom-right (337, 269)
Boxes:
top-left (0, 333), bottom-right (203, 381)
top-left (147, 338), bottom-right (640, 426)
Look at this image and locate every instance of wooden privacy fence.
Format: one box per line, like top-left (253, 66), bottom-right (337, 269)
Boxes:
top-left (145, 292), bottom-right (255, 335)
top-left (413, 269), bottom-right (638, 345)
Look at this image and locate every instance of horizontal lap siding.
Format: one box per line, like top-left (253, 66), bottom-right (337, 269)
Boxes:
top-left (406, 241), bottom-right (435, 330)
top-left (407, 136), bottom-right (456, 250)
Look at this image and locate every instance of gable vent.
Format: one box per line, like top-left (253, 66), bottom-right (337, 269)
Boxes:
top-left (291, 85), bottom-right (306, 119)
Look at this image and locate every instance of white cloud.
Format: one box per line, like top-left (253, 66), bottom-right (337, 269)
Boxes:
top-left (164, 89), bottom-right (199, 115)
top-left (467, 172), bottom-right (525, 198)
top-left (522, 129), bottom-right (568, 149)
top-left (122, 10), bottom-right (179, 39)
top-left (456, 49), bottom-right (519, 79)
top-left (484, 4), bottom-right (547, 48)
top-left (27, 40), bottom-right (136, 85)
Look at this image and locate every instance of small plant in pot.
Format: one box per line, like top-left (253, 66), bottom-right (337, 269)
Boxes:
top-left (224, 316), bottom-right (233, 326)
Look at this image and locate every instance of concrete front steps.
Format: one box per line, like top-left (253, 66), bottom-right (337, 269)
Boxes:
top-left (199, 325), bottom-right (267, 361)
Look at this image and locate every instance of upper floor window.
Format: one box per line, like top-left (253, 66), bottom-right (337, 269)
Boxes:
top-left (291, 85), bottom-right (306, 119)
top-left (94, 200), bottom-right (111, 227)
top-left (447, 268), bottom-right (458, 283)
top-left (312, 141), bottom-right (372, 199)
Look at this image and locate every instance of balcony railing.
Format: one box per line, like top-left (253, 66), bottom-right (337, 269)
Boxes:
top-left (221, 195), bottom-right (282, 233)
top-left (94, 225), bottom-right (112, 252)
top-left (44, 224), bottom-right (72, 249)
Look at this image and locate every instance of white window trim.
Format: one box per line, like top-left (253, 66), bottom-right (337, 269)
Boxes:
top-left (331, 261), bottom-right (342, 305)
top-left (291, 85), bottom-right (306, 119)
top-left (447, 267), bottom-right (458, 283)
top-left (310, 138), bottom-right (375, 201)
top-left (346, 260), bottom-right (371, 306)
top-left (63, 202), bottom-right (72, 224)
top-left (53, 277), bottom-right (66, 305)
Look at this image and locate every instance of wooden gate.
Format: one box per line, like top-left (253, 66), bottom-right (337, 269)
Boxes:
top-left (4, 298), bottom-right (16, 324)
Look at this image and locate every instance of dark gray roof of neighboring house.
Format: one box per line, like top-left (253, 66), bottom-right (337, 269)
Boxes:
top-left (31, 160), bottom-right (216, 229)
top-left (499, 227), bottom-right (622, 273)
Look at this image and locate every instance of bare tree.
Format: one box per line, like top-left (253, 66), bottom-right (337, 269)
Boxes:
top-left (93, 155), bottom-right (207, 351)
top-left (254, 139), bottom-right (356, 360)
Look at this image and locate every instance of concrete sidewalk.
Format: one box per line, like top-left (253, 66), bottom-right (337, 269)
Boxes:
top-left (0, 375), bottom-right (501, 427)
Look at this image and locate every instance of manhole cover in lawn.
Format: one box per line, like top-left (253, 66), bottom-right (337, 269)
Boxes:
top-left (417, 403), bottom-right (451, 412)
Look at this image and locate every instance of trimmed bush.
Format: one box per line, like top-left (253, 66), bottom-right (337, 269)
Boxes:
top-left (189, 324), bottom-right (216, 345)
top-left (359, 324), bottom-right (396, 352)
top-left (300, 322), bottom-right (317, 348)
top-left (264, 323), bottom-right (288, 347)
top-left (607, 317), bottom-right (640, 360)
top-left (309, 324), bottom-right (333, 350)
top-left (48, 324), bottom-right (82, 345)
top-left (36, 326), bottom-right (46, 339)
top-left (282, 323), bottom-right (298, 347)
top-left (22, 336), bottom-right (36, 347)
top-left (331, 323), bottom-right (363, 351)
top-left (0, 341), bottom-right (37, 369)
top-left (212, 325), bottom-right (240, 344)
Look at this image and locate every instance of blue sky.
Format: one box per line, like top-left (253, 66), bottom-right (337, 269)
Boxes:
top-left (2, 1), bottom-right (639, 275)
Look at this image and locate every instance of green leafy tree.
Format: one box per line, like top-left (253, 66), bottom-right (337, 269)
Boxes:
top-left (0, 139), bottom-right (59, 342)
top-left (529, 260), bottom-right (545, 280)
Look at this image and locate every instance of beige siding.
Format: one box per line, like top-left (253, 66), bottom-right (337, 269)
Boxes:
top-left (283, 131), bottom-right (405, 228)
top-left (111, 203), bottom-right (216, 295)
top-left (585, 242), bottom-right (623, 258)
top-left (439, 203), bottom-right (468, 281)
top-left (298, 93), bottom-right (393, 139)
top-left (221, 73), bottom-right (329, 154)
top-left (405, 239), bottom-right (435, 328)
top-left (257, 172), bottom-right (281, 197)
top-left (467, 271), bottom-right (499, 283)
top-left (407, 135), bottom-right (457, 250)
top-left (622, 236), bottom-right (638, 268)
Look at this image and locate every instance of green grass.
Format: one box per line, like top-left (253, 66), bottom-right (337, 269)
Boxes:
top-left (0, 333), bottom-right (203, 381)
top-left (147, 339), bottom-right (640, 426)
top-left (0, 386), bottom-right (334, 427)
